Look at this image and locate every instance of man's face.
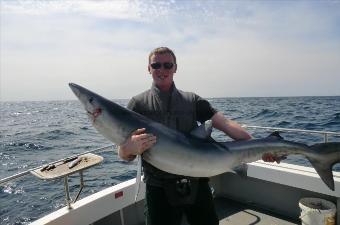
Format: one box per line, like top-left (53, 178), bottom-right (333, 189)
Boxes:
top-left (148, 53), bottom-right (177, 90)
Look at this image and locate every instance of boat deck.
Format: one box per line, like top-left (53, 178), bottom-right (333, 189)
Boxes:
top-left (94, 196), bottom-right (299, 225)
top-left (211, 197), bottom-right (298, 225)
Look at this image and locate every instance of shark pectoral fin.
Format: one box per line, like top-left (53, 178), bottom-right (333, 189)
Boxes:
top-left (232, 163), bottom-right (248, 178)
top-left (190, 120), bottom-right (213, 139)
top-left (309, 159), bottom-right (334, 191)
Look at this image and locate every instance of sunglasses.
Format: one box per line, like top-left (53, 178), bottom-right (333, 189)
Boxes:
top-left (150, 62), bottom-right (174, 70)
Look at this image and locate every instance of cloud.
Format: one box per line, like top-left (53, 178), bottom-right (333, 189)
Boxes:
top-left (176, 33), bottom-right (340, 97)
top-left (1, 0), bottom-right (340, 100)
top-left (2, 0), bottom-right (143, 20)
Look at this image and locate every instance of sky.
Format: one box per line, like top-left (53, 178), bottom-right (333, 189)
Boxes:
top-left (1, 0), bottom-right (340, 101)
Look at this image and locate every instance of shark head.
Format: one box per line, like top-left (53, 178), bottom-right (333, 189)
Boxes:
top-left (69, 83), bottom-right (104, 123)
top-left (69, 83), bottom-right (143, 145)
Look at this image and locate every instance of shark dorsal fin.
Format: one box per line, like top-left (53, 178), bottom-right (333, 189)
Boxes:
top-left (267, 131), bottom-right (283, 140)
top-left (190, 120), bottom-right (213, 139)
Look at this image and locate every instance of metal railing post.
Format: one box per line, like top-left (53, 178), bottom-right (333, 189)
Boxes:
top-left (64, 176), bottom-right (72, 209)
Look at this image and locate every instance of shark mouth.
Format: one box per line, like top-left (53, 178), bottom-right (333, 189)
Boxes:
top-left (87, 108), bottom-right (102, 123)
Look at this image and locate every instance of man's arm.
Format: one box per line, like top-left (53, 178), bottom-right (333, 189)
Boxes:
top-left (211, 112), bottom-right (283, 163)
top-left (211, 112), bottom-right (252, 141)
top-left (196, 97), bottom-right (250, 141)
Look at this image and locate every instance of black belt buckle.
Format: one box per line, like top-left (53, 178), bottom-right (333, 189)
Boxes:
top-left (175, 178), bottom-right (191, 196)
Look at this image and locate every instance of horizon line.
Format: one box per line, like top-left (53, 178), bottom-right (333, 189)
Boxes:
top-left (1, 95), bottom-right (340, 103)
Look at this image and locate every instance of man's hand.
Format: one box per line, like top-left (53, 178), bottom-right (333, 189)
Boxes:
top-left (262, 153), bottom-right (286, 164)
top-left (118, 128), bottom-right (157, 161)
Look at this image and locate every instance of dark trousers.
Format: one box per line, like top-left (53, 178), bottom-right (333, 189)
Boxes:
top-left (145, 181), bottom-right (219, 225)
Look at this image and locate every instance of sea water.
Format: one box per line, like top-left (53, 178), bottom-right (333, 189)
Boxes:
top-left (1, 96), bottom-right (340, 224)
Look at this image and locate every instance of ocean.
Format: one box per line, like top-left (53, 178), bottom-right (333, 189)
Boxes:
top-left (1, 96), bottom-right (340, 224)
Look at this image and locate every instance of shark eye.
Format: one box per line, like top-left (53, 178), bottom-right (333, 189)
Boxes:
top-left (89, 97), bottom-right (94, 103)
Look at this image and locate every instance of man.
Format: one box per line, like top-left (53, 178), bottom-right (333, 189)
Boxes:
top-left (118, 47), bottom-right (279, 225)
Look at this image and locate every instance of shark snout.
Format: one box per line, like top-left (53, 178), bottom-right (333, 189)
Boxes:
top-left (69, 83), bottom-right (81, 98)
top-left (69, 83), bottom-right (101, 115)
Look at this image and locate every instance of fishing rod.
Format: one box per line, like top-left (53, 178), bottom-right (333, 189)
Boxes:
top-left (0, 144), bottom-right (116, 185)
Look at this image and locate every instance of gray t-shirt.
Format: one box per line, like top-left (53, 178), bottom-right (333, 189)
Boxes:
top-left (128, 82), bottom-right (217, 184)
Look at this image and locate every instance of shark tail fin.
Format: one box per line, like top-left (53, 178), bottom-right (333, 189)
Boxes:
top-left (307, 142), bottom-right (340, 191)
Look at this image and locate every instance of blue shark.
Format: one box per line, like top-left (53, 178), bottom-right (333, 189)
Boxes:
top-left (69, 83), bottom-right (340, 191)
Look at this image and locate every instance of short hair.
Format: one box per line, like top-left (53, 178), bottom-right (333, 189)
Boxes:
top-left (148, 47), bottom-right (177, 64)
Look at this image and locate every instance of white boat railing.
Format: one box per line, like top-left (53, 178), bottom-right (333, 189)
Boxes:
top-left (0, 124), bottom-right (340, 185)
top-left (2, 126), bottom-right (340, 185)
top-left (1, 126), bottom-right (339, 186)
top-left (242, 125), bottom-right (340, 142)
